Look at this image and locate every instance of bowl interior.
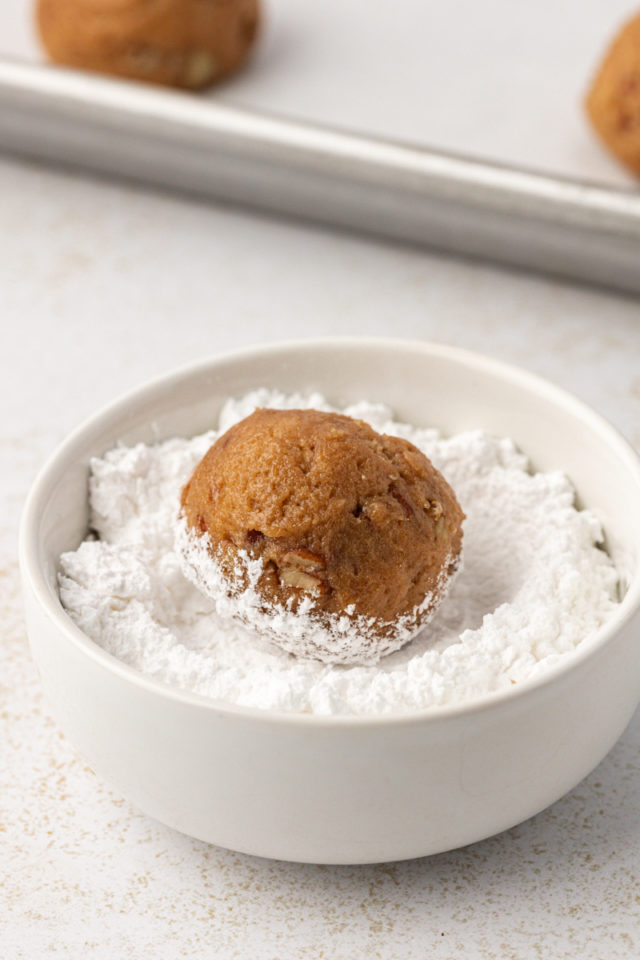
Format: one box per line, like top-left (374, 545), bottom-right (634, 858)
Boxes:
top-left (29, 339), bottom-right (640, 660)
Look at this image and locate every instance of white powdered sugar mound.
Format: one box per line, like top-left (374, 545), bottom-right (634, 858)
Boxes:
top-left (58, 390), bottom-right (620, 716)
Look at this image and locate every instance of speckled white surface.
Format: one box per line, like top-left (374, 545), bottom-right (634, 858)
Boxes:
top-left (2, 152), bottom-right (640, 957)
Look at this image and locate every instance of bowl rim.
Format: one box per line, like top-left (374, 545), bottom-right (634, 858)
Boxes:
top-left (19, 336), bottom-right (640, 728)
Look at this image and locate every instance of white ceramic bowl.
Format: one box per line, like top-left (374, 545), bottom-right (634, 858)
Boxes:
top-left (20, 339), bottom-right (640, 864)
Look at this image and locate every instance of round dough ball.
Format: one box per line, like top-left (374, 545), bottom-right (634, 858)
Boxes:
top-left (585, 12), bottom-right (640, 175)
top-left (36, 0), bottom-right (260, 90)
top-left (179, 408), bottom-right (464, 664)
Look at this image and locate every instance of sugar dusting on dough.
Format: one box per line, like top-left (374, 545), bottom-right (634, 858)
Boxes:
top-left (175, 516), bottom-right (459, 665)
top-left (58, 390), bottom-right (620, 716)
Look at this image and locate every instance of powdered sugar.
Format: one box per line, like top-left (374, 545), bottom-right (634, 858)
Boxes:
top-left (58, 390), bottom-right (620, 716)
top-left (175, 518), bottom-right (458, 666)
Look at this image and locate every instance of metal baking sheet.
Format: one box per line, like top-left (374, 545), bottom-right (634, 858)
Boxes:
top-left (5, 0), bottom-right (639, 187)
top-left (2, 58), bottom-right (639, 294)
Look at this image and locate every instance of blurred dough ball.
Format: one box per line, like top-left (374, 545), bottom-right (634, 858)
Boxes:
top-left (585, 11), bottom-right (640, 175)
top-left (36, 0), bottom-right (260, 90)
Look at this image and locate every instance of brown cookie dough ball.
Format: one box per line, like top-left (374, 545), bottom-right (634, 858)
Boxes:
top-left (585, 11), bottom-right (640, 175)
top-left (36, 0), bottom-right (260, 91)
top-left (180, 408), bottom-right (464, 664)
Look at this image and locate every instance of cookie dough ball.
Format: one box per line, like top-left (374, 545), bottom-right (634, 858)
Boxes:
top-left (36, 0), bottom-right (260, 91)
top-left (179, 408), bottom-right (464, 664)
top-left (585, 12), bottom-right (640, 175)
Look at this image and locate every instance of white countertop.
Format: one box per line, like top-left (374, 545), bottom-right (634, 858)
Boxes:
top-left (2, 152), bottom-right (640, 958)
